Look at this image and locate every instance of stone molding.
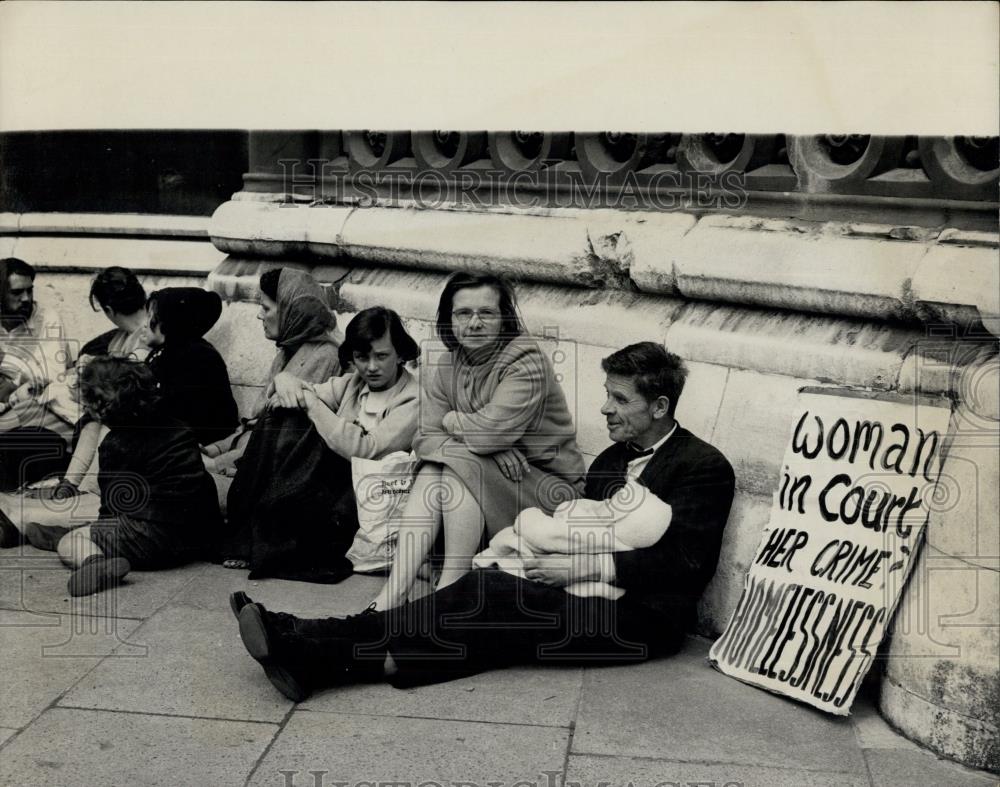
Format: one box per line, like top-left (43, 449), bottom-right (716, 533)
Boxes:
top-left (208, 200), bottom-right (1000, 335)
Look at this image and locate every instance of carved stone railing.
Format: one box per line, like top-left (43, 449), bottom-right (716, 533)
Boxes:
top-left (241, 131), bottom-right (999, 231)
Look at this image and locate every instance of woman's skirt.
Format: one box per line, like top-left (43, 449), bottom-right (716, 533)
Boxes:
top-left (421, 443), bottom-right (584, 536)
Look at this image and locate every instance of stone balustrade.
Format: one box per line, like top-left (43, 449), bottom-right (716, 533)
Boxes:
top-left (241, 131), bottom-right (1000, 231)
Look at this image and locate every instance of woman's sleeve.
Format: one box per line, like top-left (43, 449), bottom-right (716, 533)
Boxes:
top-left (444, 345), bottom-right (551, 455)
top-left (411, 364), bottom-right (453, 459)
top-left (308, 385), bottom-right (419, 460)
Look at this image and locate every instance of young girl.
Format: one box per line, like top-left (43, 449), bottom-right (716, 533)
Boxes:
top-left (48, 356), bottom-right (222, 596)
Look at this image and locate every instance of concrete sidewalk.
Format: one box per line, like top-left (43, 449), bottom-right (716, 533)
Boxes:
top-left (0, 548), bottom-right (995, 787)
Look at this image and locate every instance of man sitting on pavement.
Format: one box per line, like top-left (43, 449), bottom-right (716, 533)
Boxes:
top-left (232, 341), bottom-right (736, 701)
top-left (0, 258), bottom-right (78, 490)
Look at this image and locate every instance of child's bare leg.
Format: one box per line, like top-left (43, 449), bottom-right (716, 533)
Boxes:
top-left (57, 526), bottom-right (102, 567)
top-left (57, 526), bottom-right (130, 597)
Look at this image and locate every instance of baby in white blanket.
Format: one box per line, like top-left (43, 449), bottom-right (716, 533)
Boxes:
top-left (473, 480), bottom-right (673, 599)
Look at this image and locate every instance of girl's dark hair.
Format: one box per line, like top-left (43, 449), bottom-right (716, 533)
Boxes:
top-left (80, 356), bottom-right (161, 426)
top-left (339, 307), bottom-right (419, 370)
top-left (89, 266), bottom-right (147, 315)
top-left (259, 268), bottom-right (281, 302)
top-left (435, 272), bottom-right (524, 352)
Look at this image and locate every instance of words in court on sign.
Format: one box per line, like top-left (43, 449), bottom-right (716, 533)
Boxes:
top-left (708, 388), bottom-right (952, 715)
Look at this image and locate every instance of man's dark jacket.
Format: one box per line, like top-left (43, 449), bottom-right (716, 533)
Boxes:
top-left (584, 425), bottom-right (736, 631)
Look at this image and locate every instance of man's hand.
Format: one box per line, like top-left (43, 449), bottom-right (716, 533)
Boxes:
top-left (522, 553), bottom-right (603, 588)
top-left (492, 446), bottom-right (529, 482)
top-left (271, 372), bottom-right (309, 410)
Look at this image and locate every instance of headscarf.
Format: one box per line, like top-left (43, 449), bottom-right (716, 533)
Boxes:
top-left (274, 269), bottom-right (336, 358)
top-left (256, 269), bottom-right (340, 415)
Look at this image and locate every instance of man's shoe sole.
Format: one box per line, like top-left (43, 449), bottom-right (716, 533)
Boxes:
top-left (238, 604), bottom-right (272, 662)
top-left (229, 591), bottom-right (251, 621)
top-left (238, 604), bottom-right (309, 702)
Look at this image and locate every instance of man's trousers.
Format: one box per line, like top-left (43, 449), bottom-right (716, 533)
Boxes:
top-left (289, 569), bottom-right (687, 689)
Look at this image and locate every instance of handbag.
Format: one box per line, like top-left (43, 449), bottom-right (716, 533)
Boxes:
top-left (345, 450), bottom-right (418, 573)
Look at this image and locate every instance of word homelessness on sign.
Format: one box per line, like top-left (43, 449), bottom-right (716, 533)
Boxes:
top-left (709, 388), bottom-right (952, 715)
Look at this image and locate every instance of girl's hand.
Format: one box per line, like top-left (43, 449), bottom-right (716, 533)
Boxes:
top-left (52, 478), bottom-right (80, 501)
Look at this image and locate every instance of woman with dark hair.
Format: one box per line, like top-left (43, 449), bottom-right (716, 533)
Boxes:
top-left (143, 287), bottom-right (239, 446)
top-left (82, 265), bottom-right (149, 360)
top-left (369, 272), bottom-right (586, 610)
top-left (26, 356), bottom-right (222, 596)
top-left (201, 267), bottom-right (340, 503)
top-left (54, 266), bottom-right (150, 496)
top-left (222, 306), bottom-right (420, 579)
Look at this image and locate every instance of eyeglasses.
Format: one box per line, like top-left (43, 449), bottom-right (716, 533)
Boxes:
top-left (452, 308), bottom-right (501, 324)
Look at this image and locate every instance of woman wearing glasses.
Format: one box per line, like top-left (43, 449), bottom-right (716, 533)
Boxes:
top-left (371, 272), bottom-right (585, 611)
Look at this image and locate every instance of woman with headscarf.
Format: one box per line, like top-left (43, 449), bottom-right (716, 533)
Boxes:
top-left (201, 267), bottom-right (340, 510)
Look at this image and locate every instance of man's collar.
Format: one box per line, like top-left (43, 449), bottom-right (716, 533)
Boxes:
top-left (627, 421), bottom-right (678, 457)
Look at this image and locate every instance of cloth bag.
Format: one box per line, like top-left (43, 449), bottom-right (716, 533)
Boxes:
top-left (346, 450), bottom-right (417, 573)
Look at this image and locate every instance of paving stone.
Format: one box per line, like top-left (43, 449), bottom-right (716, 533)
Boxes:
top-left (850, 702), bottom-right (922, 751)
top-left (865, 748), bottom-right (997, 787)
top-left (574, 637), bottom-right (867, 775)
top-left (0, 707), bottom-right (276, 787)
top-left (59, 605), bottom-right (291, 722)
top-left (0, 727), bottom-right (19, 747)
top-left (567, 753), bottom-right (870, 787)
top-left (0, 609), bottom-right (141, 728)
top-left (302, 665), bottom-right (582, 727)
top-left (168, 563), bottom-right (387, 617)
top-left (0, 549), bottom-right (207, 620)
top-left (248, 711), bottom-right (569, 787)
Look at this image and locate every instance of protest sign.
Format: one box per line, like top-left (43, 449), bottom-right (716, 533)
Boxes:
top-left (709, 387), bottom-right (953, 714)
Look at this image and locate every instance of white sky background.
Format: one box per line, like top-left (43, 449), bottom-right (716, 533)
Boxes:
top-left (0, 1), bottom-right (997, 134)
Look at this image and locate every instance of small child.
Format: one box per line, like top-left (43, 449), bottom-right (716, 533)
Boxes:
top-left (39, 356), bottom-right (222, 596)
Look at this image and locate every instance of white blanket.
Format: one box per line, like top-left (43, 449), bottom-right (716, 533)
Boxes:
top-left (473, 480), bottom-right (672, 599)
